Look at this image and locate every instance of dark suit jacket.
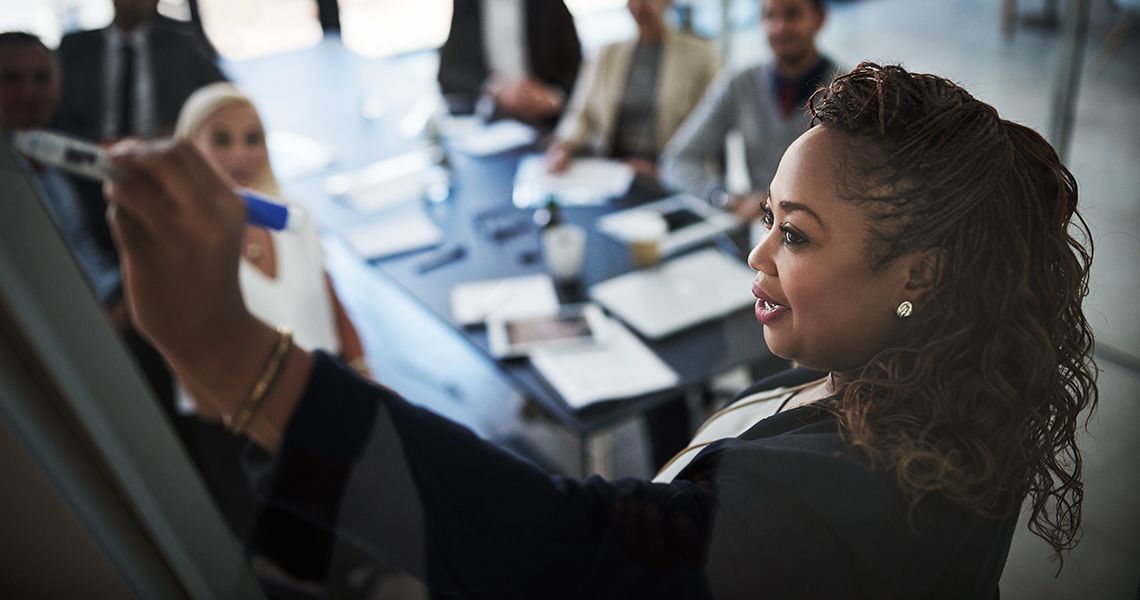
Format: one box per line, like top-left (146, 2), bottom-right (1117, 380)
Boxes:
top-left (55, 22), bottom-right (226, 141)
top-left (438, 0), bottom-right (581, 116)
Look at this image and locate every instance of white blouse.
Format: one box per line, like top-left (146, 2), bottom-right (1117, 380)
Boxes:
top-left (177, 215), bottom-right (339, 414)
top-left (238, 217), bottom-right (339, 355)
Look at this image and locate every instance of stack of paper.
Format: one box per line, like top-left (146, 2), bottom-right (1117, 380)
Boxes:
top-left (267, 130), bottom-right (335, 182)
top-left (325, 149), bottom-right (446, 213)
top-left (530, 317), bottom-right (679, 409)
top-left (450, 274), bottom-right (561, 326)
top-left (342, 202), bottom-right (443, 260)
top-left (446, 119), bottom-right (538, 156)
top-left (512, 155), bottom-right (634, 208)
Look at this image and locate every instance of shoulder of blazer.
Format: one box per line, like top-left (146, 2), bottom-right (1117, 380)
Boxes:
top-left (148, 26), bottom-right (193, 53)
top-left (664, 29), bottom-right (713, 51)
top-left (661, 29), bottom-right (717, 67)
top-left (597, 38), bottom-right (633, 65)
top-left (58, 28), bottom-right (104, 55)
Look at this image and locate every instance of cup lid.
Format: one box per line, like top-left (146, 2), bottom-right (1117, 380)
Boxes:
top-left (623, 211), bottom-right (668, 241)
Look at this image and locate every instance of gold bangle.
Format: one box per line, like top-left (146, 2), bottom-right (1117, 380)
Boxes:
top-left (227, 326), bottom-right (293, 435)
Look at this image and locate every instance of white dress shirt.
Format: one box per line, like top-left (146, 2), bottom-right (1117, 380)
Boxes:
top-left (102, 25), bottom-right (157, 140)
top-left (481, 0), bottom-right (529, 80)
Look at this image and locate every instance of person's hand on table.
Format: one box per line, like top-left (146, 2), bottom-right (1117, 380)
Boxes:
top-left (625, 158), bottom-right (658, 180)
top-left (545, 140), bottom-right (573, 173)
top-left (490, 77), bottom-right (563, 123)
top-left (103, 139), bottom-right (310, 450)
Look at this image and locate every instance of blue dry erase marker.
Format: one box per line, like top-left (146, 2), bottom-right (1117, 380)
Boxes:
top-left (10, 129), bottom-right (304, 232)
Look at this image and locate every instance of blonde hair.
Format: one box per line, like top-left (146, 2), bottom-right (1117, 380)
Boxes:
top-left (175, 82), bottom-right (282, 197)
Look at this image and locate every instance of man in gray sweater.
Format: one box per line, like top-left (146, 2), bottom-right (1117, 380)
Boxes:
top-left (659, 0), bottom-right (841, 220)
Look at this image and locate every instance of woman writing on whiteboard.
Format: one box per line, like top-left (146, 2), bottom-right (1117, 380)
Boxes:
top-left (105, 63), bottom-right (1096, 598)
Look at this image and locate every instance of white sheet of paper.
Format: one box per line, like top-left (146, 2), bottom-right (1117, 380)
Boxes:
top-left (450, 274), bottom-right (561, 326)
top-left (267, 130), bottom-right (335, 182)
top-left (448, 119), bottom-right (537, 156)
top-left (342, 202), bottom-right (443, 260)
top-left (342, 167), bottom-right (449, 214)
top-left (530, 317), bottom-right (679, 409)
top-left (512, 154), bottom-right (634, 207)
top-left (324, 148), bottom-right (450, 214)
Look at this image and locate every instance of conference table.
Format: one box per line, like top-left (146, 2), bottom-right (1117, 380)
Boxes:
top-left (227, 39), bottom-right (782, 475)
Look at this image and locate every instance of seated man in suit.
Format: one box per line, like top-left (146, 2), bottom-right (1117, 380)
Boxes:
top-left (545, 0), bottom-right (720, 179)
top-left (438, 0), bottom-right (582, 126)
top-left (659, 0), bottom-right (841, 220)
top-left (55, 0), bottom-right (226, 142)
top-left (0, 32), bottom-right (121, 307)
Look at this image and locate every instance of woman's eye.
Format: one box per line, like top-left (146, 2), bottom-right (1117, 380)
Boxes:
top-left (760, 206), bottom-right (774, 228)
top-left (212, 131), bottom-right (231, 147)
top-left (245, 132), bottom-right (263, 147)
top-left (780, 225), bottom-right (807, 246)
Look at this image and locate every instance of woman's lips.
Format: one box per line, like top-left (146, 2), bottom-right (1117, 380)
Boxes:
top-left (752, 282), bottom-right (791, 326)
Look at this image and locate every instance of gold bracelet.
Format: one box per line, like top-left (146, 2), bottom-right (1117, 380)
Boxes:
top-left (227, 326), bottom-right (293, 436)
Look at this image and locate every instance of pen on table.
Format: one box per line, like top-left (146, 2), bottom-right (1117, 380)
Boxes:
top-left (10, 129), bottom-right (304, 232)
top-left (417, 244), bottom-right (466, 273)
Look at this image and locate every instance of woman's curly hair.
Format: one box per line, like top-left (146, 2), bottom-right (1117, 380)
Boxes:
top-left (808, 62), bottom-right (1098, 562)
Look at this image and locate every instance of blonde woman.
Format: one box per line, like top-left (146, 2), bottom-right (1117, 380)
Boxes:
top-left (174, 83), bottom-right (367, 415)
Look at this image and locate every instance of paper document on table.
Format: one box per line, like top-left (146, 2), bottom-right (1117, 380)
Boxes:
top-left (450, 274), bottom-right (560, 326)
top-left (530, 317), bottom-right (679, 409)
top-left (267, 130), bottom-right (335, 182)
top-left (325, 149), bottom-right (445, 213)
top-left (447, 119), bottom-right (537, 156)
top-left (512, 155), bottom-right (634, 208)
top-left (343, 202), bottom-right (443, 260)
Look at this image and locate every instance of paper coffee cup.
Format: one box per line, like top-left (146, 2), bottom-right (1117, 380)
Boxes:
top-left (625, 211), bottom-right (668, 267)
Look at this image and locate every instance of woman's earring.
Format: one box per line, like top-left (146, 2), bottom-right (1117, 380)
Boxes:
top-left (896, 301), bottom-right (914, 319)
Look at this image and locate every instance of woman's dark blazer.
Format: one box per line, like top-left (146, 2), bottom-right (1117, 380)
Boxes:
top-left (247, 354), bottom-right (1018, 599)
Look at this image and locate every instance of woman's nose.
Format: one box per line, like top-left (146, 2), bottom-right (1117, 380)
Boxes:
top-left (747, 227), bottom-right (778, 276)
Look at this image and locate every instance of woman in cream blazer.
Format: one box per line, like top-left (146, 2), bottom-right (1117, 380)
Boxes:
top-left (547, 0), bottom-right (720, 178)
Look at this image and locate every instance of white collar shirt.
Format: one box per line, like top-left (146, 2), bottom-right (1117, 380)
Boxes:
top-left (481, 0), bottom-right (529, 81)
top-left (102, 24), bottom-right (157, 140)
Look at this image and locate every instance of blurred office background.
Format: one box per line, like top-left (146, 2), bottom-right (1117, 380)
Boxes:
top-left (2, 0), bottom-right (1137, 597)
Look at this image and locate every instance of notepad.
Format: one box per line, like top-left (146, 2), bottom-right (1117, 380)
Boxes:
top-left (325, 149), bottom-right (446, 213)
top-left (267, 130), bottom-right (335, 182)
top-left (450, 274), bottom-right (561, 326)
top-left (342, 202), bottom-right (443, 260)
top-left (447, 119), bottom-right (538, 156)
top-left (530, 316), bottom-right (679, 409)
top-left (512, 155), bottom-right (634, 208)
